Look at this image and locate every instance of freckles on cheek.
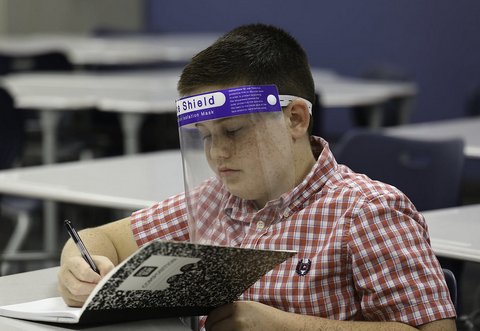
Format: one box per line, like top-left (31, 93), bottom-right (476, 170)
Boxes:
top-left (207, 158), bottom-right (216, 173)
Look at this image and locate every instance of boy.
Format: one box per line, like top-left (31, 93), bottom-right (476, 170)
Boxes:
top-left (58, 24), bottom-right (456, 331)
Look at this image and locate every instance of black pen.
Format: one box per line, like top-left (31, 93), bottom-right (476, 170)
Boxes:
top-left (64, 219), bottom-right (100, 274)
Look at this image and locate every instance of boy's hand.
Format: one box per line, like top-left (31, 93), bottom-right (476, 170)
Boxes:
top-left (57, 255), bottom-right (114, 307)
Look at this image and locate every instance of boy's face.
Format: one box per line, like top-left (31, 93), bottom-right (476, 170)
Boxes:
top-left (195, 107), bottom-right (296, 207)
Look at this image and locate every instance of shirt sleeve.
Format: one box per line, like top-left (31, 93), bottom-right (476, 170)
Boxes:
top-left (130, 192), bottom-right (190, 247)
top-left (347, 192), bottom-right (456, 326)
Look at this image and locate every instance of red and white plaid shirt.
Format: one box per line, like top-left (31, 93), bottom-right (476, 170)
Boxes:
top-left (131, 136), bottom-right (456, 327)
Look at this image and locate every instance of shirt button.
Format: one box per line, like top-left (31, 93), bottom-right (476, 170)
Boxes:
top-left (283, 211), bottom-right (289, 218)
top-left (256, 221), bottom-right (265, 230)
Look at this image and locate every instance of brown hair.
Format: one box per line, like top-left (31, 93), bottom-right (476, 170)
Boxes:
top-left (178, 24), bottom-right (315, 105)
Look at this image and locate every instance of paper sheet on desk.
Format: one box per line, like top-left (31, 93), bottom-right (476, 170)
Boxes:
top-left (0, 297), bottom-right (192, 330)
top-left (0, 297), bottom-right (81, 323)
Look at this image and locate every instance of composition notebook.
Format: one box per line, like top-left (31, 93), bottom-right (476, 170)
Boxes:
top-left (0, 240), bottom-right (296, 325)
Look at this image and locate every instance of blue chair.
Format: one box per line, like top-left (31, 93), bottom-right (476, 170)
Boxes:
top-left (334, 130), bottom-right (466, 314)
top-left (443, 268), bottom-right (458, 310)
top-left (333, 130), bottom-right (465, 211)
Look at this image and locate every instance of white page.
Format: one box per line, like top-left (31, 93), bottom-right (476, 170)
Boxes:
top-left (0, 297), bottom-right (193, 330)
top-left (0, 297), bottom-right (81, 323)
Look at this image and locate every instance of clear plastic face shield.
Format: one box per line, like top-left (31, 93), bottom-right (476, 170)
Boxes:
top-left (176, 85), bottom-right (312, 243)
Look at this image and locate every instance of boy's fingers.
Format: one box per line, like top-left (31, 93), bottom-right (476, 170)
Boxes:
top-left (67, 256), bottom-right (102, 283)
top-left (58, 255), bottom-right (114, 306)
top-left (91, 255), bottom-right (115, 277)
top-left (59, 267), bottom-right (98, 296)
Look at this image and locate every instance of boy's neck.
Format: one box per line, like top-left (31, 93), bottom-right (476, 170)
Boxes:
top-left (294, 135), bottom-right (317, 185)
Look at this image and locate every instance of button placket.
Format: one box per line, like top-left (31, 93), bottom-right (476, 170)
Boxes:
top-left (256, 221), bottom-right (265, 230)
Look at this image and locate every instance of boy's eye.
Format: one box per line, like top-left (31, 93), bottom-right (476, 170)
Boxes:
top-left (225, 127), bottom-right (242, 137)
top-left (197, 129), bottom-right (211, 141)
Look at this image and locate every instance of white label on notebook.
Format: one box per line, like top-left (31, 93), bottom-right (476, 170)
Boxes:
top-left (118, 255), bottom-right (200, 291)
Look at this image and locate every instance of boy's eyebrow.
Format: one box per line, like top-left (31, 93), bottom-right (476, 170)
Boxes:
top-left (195, 118), bottom-right (232, 128)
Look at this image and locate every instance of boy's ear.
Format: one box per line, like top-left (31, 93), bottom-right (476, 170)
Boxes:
top-left (285, 99), bottom-right (311, 139)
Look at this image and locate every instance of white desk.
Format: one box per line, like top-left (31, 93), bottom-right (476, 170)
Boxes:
top-left (311, 68), bottom-right (417, 128)
top-left (0, 150), bottom-right (185, 261)
top-left (0, 267), bottom-right (191, 330)
top-left (422, 204), bottom-right (480, 263)
top-left (0, 150), bottom-right (184, 210)
top-left (383, 117), bottom-right (480, 158)
top-left (2, 68), bottom-right (417, 163)
top-left (0, 33), bottom-right (220, 66)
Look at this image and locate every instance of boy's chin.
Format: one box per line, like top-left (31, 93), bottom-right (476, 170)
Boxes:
top-left (225, 185), bottom-right (257, 201)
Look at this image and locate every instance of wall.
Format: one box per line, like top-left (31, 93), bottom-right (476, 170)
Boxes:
top-left (146, 0), bottom-right (480, 133)
top-left (0, 0), bottom-right (145, 35)
top-left (0, 1), bottom-right (7, 34)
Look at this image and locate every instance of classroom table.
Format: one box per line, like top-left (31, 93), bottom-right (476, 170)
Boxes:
top-left (383, 117), bottom-right (480, 158)
top-left (0, 33), bottom-right (220, 66)
top-left (0, 150), bottom-right (186, 265)
top-left (0, 150), bottom-right (185, 210)
top-left (422, 204), bottom-right (480, 264)
top-left (2, 68), bottom-right (418, 163)
top-left (0, 268), bottom-right (192, 330)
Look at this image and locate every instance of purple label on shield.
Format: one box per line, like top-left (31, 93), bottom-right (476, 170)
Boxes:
top-left (176, 85), bottom-right (282, 127)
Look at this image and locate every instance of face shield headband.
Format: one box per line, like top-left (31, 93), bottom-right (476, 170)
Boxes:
top-left (176, 85), bottom-right (312, 127)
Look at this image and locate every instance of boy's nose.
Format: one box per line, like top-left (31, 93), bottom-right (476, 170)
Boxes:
top-left (209, 137), bottom-right (231, 159)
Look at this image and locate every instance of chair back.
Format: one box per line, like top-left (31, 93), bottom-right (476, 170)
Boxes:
top-left (311, 92), bottom-right (323, 137)
top-left (443, 268), bottom-right (457, 309)
top-left (0, 87), bottom-right (25, 170)
top-left (334, 130), bottom-right (465, 211)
